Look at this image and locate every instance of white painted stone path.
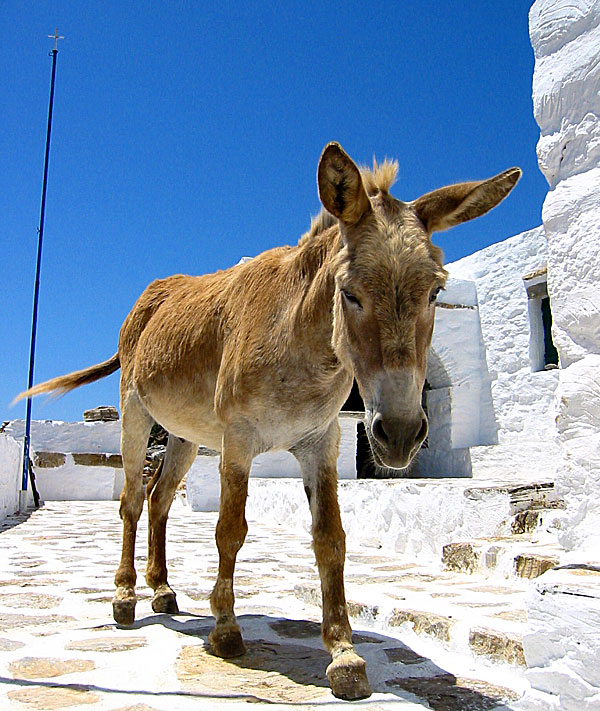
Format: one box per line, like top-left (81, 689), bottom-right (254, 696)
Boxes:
top-left (0, 501), bottom-right (528, 710)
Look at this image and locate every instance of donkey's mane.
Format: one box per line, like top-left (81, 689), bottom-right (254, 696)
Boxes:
top-left (306, 158), bottom-right (399, 240)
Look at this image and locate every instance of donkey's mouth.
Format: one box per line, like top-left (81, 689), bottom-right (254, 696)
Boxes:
top-left (367, 435), bottom-right (414, 471)
top-left (363, 411), bottom-right (425, 471)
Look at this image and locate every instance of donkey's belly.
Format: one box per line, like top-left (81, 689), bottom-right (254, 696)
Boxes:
top-left (139, 390), bottom-right (224, 451)
top-left (253, 402), bottom-right (338, 453)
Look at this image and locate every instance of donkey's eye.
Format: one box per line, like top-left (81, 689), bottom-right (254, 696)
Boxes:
top-left (429, 286), bottom-right (443, 304)
top-left (342, 290), bottom-right (362, 309)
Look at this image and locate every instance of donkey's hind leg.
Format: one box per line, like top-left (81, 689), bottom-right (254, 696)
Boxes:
top-left (292, 421), bottom-right (371, 700)
top-left (146, 434), bottom-right (198, 614)
top-left (209, 429), bottom-right (252, 659)
top-left (113, 392), bottom-right (153, 626)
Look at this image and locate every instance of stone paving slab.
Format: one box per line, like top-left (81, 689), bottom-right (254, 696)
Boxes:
top-left (0, 502), bottom-right (524, 710)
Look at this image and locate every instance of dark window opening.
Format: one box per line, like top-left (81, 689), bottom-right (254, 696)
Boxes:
top-left (541, 296), bottom-right (559, 368)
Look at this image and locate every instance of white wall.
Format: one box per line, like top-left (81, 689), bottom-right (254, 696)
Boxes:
top-left (33, 456), bottom-right (124, 502)
top-left (5, 419), bottom-right (121, 454)
top-left (0, 434), bottom-right (24, 519)
top-left (188, 417), bottom-right (358, 512)
top-left (520, 3), bottom-right (600, 709)
top-left (530, 0), bottom-right (600, 555)
top-left (446, 227), bottom-right (560, 470)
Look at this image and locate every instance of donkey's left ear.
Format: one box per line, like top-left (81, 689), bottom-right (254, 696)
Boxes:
top-left (317, 142), bottom-right (371, 227)
top-left (412, 167), bottom-right (522, 234)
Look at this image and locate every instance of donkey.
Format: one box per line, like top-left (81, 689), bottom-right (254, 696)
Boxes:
top-left (18, 143), bottom-right (520, 699)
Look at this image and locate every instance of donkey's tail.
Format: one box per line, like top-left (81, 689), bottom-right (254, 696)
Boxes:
top-left (13, 353), bottom-right (120, 403)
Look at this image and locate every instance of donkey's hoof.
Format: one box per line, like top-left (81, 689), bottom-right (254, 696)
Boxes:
top-left (326, 650), bottom-right (371, 700)
top-left (152, 587), bottom-right (179, 615)
top-left (209, 628), bottom-right (246, 659)
top-left (112, 597), bottom-right (136, 627)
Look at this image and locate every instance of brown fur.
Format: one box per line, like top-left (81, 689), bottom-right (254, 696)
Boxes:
top-left (16, 143), bottom-right (520, 699)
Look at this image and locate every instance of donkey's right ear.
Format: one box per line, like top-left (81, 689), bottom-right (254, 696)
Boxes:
top-left (317, 143), bottom-right (371, 227)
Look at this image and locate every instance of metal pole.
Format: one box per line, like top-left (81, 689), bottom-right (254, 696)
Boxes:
top-left (20, 32), bottom-right (63, 512)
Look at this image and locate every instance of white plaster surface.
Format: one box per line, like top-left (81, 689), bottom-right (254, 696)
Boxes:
top-left (553, 355), bottom-right (600, 552)
top-left (542, 168), bottom-right (600, 366)
top-left (33, 456), bottom-right (124, 502)
top-left (5, 418), bottom-right (122, 453)
top-left (0, 434), bottom-right (24, 519)
top-left (242, 477), bottom-right (533, 561)
top-left (447, 227), bottom-right (548, 379)
top-left (521, 566), bottom-right (600, 710)
top-left (430, 290), bottom-right (490, 449)
top-left (529, 0), bottom-right (600, 553)
top-left (445, 227), bottom-right (560, 479)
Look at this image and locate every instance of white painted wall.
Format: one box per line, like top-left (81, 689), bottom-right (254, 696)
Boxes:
top-left (445, 226), bottom-right (561, 480)
top-left (0, 434), bottom-right (27, 519)
top-left (33, 456), bottom-right (124, 502)
top-left (187, 417), bottom-right (358, 512)
top-left (521, 2), bottom-right (600, 708)
top-left (5, 419), bottom-right (121, 454)
top-left (530, 0), bottom-right (600, 555)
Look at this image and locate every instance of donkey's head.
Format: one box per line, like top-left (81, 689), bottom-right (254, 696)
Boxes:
top-left (318, 143), bottom-right (520, 469)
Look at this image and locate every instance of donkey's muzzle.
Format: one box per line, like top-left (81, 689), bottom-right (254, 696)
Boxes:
top-left (370, 412), bottom-right (428, 469)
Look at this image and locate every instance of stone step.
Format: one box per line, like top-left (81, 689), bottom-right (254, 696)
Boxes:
top-left (292, 550), bottom-right (532, 672)
top-left (511, 501), bottom-right (565, 534)
top-left (503, 482), bottom-right (563, 515)
top-left (442, 536), bottom-right (563, 580)
top-left (245, 477), bottom-right (564, 563)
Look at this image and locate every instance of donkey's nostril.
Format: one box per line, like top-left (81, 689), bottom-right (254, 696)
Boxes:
top-left (371, 414), bottom-right (389, 445)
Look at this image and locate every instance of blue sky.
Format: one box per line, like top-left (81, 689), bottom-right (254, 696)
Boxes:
top-left (2, 1), bottom-right (547, 424)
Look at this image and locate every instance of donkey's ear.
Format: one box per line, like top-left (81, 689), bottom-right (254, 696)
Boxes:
top-left (318, 143), bottom-right (371, 226)
top-left (412, 167), bottom-right (521, 234)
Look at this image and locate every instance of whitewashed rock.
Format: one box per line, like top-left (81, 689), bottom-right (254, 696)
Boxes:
top-left (520, 2), bottom-right (600, 708)
top-left (530, 0), bottom-right (600, 552)
top-left (554, 355), bottom-right (600, 552)
top-left (522, 565), bottom-right (600, 710)
top-left (530, 0), bottom-right (600, 187)
top-left (542, 169), bottom-right (600, 366)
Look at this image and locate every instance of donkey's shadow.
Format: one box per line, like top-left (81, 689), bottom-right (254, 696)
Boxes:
top-left (126, 611), bottom-right (517, 709)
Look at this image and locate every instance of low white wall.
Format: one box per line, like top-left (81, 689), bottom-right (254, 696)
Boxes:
top-left (0, 434), bottom-right (24, 519)
top-left (187, 417), bottom-right (358, 512)
top-left (241, 477), bottom-right (535, 561)
top-left (4, 420), bottom-right (124, 503)
top-left (33, 455), bottom-right (124, 502)
top-left (5, 419), bottom-right (122, 454)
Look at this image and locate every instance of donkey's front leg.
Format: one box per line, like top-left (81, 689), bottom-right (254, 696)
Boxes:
top-left (209, 432), bottom-right (251, 658)
top-left (292, 422), bottom-right (371, 700)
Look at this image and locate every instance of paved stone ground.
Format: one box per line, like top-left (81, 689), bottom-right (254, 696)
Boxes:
top-left (0, 501), bottom-right (525, 710)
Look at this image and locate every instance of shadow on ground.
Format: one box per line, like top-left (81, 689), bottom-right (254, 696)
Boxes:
top-left (0, 509), bottom-right (34, 534)
top-left (119, 611), bottom-right (519, 709)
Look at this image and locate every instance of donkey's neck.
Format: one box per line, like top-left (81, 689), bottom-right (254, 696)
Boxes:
top-left (283, 223), bottom-right (353, 412)
top-left (292, 225), bottom-right (341, 330)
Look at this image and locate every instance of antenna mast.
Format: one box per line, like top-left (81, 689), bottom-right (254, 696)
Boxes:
top-left (20, 30), bottom-right (64, 512)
